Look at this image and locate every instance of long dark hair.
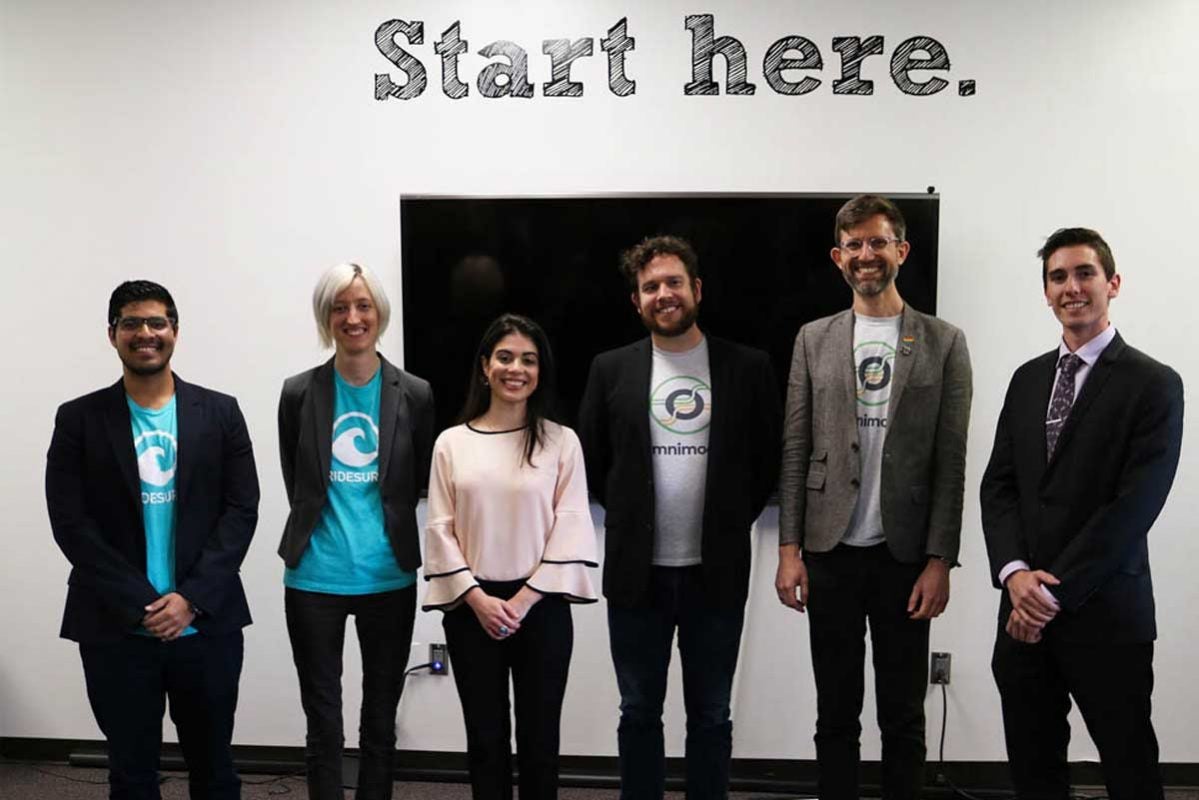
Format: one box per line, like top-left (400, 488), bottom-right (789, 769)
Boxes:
top-left (457, 313), bottom-right (560, 466)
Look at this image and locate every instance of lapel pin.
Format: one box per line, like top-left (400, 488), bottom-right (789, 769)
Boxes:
top-left (900, 336), bottom-right (914, 356)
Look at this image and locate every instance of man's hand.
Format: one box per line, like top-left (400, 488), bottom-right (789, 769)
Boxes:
top-left (908, 558), bottom-right (951, 620)
top-left (775, 545), bottom-right (810, 612)
top-left (1005, 609), bottom-right (1043, 644)
top-left (465, 588), bottom-right (523, 640)
top-left (143, 593), bottom-right (196, 641)
top-left (1005, 569), bottom-right (1061, 627)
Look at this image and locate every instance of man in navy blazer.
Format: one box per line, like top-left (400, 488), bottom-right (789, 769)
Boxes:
top-left (578, 235), bottom-right (781, 799)
top-left (46, 280), bottom-right (259, 800)
top-left (981, 228), bottom-right (1183, 800)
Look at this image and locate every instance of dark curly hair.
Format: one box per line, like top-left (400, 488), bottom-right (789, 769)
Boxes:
top-left (618, 235), bottom-right (699, 290)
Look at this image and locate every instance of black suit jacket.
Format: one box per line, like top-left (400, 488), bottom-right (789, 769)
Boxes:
top-left (46, 376), bottom-right (260, 644)
top-left (578, 336), bottom-right (782, 609)
top-left (980, 333), bottom-right (1183, 643)
top-left (277, 355), bottom-right (435, 572)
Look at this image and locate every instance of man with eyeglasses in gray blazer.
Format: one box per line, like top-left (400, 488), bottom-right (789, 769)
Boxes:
top-left (775, 194), bottom-right (972, 800)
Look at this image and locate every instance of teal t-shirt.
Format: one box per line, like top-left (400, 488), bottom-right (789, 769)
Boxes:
top-left (128, 394), bottom-right (196, 637)
top-left (284, 367), bottom-right (415, 594)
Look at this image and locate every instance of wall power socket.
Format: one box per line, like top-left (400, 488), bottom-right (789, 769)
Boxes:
top-left (930, 651), bottom-right (951, 685)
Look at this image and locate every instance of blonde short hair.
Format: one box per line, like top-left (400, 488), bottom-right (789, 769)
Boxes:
top-left (311, 262), bottom-right (391, 349)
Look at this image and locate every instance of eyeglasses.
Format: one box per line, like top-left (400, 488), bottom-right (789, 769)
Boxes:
top-left (115, 316), bottom-right (172, 332)
top-left (839, 236), bottom-right (902, 254)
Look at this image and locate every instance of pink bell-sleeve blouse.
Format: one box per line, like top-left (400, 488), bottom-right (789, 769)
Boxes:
top-left (422, 421), bottom-right (599, 610)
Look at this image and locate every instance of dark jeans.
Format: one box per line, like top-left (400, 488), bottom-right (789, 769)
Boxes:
top-left (285, 586), bottom-right (417, 800)
top-left (805, 543), bottom-right (929, 800)
top-left (442, 580), bottom-right (574, 800)
top-left (993, 633), bottom-right (1161, 800)
top-left (607, 565), bottom-right (746, 800)
top-left (79, 630), bottom-right (244, 800)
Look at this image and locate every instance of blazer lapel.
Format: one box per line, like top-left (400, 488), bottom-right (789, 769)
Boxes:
top-left (174, 375), bottom-right (202, 507)
top-left (832, 311), bottom-right (859, 445)
top-left (634, 339), bottom-right (654, 477)
top-left (103, 379), bottom-right (140, 510)
top-left (888, 307), bottom-right (919, 416)
top-left (377, 356), bottom-right (406, 484)
top-left (311, 359), bottom-right (335, 486)
top-left (1048, 334), bottom-right (1124, 469)
top-left (703, 337), bottom-right (731, 489)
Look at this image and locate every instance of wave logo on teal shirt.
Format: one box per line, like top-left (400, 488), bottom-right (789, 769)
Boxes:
top-left (134, 430), bottom-right (177, 487)
top-left (331, 412), bottom-right (379, 469)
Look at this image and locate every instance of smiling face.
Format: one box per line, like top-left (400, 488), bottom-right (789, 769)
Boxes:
top-left (631, 254), bottom-right (702, 338)
top-left (831, 213), bottom-right (910, 299)
top-left (108, 299), bottom-right (177, 377)
top-left (1044, 244), bottom-right (1120, 346)
top-left (482, 332), bottom-right (540, 407)
top-left (329, 277), bottom-right (379, 356)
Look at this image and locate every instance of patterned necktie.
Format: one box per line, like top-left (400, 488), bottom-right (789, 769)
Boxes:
top-left (1046, 353), bottom-right (1083, 459)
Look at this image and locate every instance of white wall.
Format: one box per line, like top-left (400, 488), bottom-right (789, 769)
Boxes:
top-left (3, 0), bottom-right (1197, 764)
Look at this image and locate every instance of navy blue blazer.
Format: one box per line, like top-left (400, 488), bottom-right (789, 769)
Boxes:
top-left (980, 333), bottom-right (1183, 643)
top-left (46, 376), bottom-right (260, 643)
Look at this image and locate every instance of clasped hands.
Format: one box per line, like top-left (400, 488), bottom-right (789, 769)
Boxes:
top-left (1004, 569), bottom-right (1061, 644)
top-left (142, 592), bottom-right (195, 641)
top-left (466, 585), bottom-right (542, 641)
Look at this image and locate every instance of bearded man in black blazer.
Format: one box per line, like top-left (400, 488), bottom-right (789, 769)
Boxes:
top-left (46, 280), bottom-right (259, 800)
top-left (981, 228), bottom-right (1183, 800)
top-left (578, 235), bottom-right (781, 800)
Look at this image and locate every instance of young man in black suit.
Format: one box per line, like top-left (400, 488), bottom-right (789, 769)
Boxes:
top-left (981, 229), bottom-right (1183, 800)
top-left (578, 235), bottom-right (781, 799)
top-left (46, 280), bottom-right (260, 799)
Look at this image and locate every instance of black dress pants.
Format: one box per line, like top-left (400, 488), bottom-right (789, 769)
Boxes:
top-left (993, 630), bottom-right (1161, 800)
top-left (285, 586), bottom-right (417, 800)
top-left (805, 543), bottom-right (930, 800)
top-left (79, 630), bottom-right (244, 800)
top-left (443, 580), bottom-right (574, 800)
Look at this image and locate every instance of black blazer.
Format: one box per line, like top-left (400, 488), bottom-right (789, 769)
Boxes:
top-left (277, 356), bottom-right (434, 572)
top-left (45, 376), bottom-right (260, 644)
top-left (980, 333), bottom-right (1183, 643)
top-left (578, 336), bottom-right (782, 609)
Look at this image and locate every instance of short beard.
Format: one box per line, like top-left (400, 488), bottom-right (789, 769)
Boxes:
top-left (843, 261), bottom-right (896, 297)
top-left (118, 348), bottom-right (170, 377)
top-left (642, 304), bottom-right (699, 338)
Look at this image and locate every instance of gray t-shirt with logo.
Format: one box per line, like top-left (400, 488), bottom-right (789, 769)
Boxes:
top-left (649, 338), bottom-right (711, 566)
top-left (842, 314), bottom-right (901, 547)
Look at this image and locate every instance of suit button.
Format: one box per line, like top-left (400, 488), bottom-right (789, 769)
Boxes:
top-left (851, 442), bottom-right (860, 451)
top-left (850, 478), bottom-right (860, 487)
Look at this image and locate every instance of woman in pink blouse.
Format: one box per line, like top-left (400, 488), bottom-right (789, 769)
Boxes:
top-left (423, 313), bottom-right (598, 800)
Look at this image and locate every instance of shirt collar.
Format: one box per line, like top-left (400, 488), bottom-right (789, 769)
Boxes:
top-left (1058, 324), bottom-right (1117, 366)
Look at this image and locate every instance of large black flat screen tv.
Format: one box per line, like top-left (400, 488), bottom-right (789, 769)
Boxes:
top-left (400, 193), bottom-right (939, 434)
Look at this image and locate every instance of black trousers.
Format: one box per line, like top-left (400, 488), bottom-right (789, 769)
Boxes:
top-left (79, 630), bottom-right (244, 800)
top-left (443, 580), bottom-right (574, 800)
top-left (285, 586), bottom-right (417, 800)
top-left (607, 566), bottom-right (746, 800)
top-left (992, 630), bottom-right (1161, 800)
top-left (805, 543), bottom-right (929, 800)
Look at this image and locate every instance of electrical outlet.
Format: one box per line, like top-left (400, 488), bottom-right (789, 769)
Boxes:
top-left (930, 651), bottom-right (951, 685)
top-left (429, 643), bottom-right (449, 675)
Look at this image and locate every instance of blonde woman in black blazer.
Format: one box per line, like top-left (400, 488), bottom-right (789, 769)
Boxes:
top-left (277, 262), bottom-right (434, 800)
